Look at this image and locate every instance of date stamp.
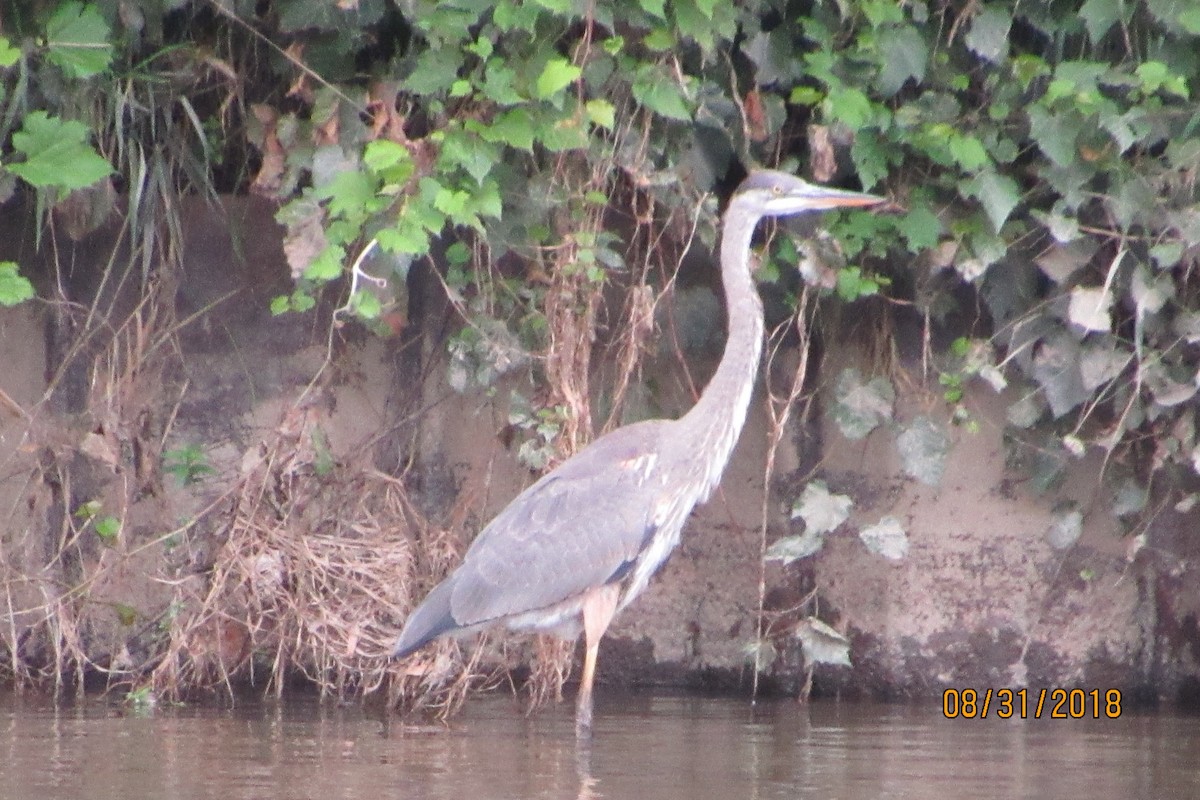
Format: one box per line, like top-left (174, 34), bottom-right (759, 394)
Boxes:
top-left (942, 688), bottom-right (1123, 719)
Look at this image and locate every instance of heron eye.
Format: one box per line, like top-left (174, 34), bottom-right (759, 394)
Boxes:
top-left (771, 185), bottom-right (782, 195)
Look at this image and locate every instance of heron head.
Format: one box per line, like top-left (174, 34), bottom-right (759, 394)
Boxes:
top-left (735, 170), bottom-right (884, 217)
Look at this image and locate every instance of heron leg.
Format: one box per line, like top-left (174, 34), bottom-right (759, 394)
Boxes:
top-left (576, 583), bottom-right (620, 740)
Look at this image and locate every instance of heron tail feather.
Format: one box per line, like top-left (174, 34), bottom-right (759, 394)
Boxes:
top-left (391, 574), bottom-right (460, 659)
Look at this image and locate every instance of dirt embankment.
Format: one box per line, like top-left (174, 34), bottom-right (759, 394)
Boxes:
top-left (1, 198), bottom-right (1195, 706)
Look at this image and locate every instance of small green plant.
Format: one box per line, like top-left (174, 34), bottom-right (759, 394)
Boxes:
top-left (508, 394), bottom-right (568, 471)
top-left (124, 686), bottom-right (156, 712)
top-left (937, 337), bottom-right (1003, 430)
top-left (835, 265), bottom-right (890, 301)
top-left (163, 444), bottom-right (215, 486)
top-left (311, 429), bottom-right (335, 476)
top-left (112, 602), bottom-right (138, 627)
top-left (0, 262), bottom-right (35, 306)
top-left (938, 371), bottom-right (965, 404)
top-left (74, 499), bottom-right (121, 544)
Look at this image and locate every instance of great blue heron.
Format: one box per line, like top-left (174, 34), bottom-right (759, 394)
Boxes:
top-left (392, 170), bottom-right (884, 738)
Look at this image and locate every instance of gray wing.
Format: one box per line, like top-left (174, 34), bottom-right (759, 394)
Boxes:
top-left (448, 419), bottom-right (670, 626)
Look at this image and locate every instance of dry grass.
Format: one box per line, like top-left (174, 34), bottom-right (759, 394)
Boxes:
top-left (144, 405), bottom-right (503, 713)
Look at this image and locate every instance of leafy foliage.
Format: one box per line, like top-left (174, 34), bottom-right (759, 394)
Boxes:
top-left (163, 444), bottom-right (215, 486)
top-left (0, 262), bottom-right (34, 306)
top-left (43, 2), bottom-right (113, 79)
top-left (9, 0), bottom-right (1192, 517)
top-left (6, 111), bottom-right (111, 190)
top-left (4, 0), bottom-right (1200, 696)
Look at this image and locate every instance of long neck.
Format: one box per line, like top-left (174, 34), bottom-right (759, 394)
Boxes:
top-left (677, 204), bottom-right (765, 496)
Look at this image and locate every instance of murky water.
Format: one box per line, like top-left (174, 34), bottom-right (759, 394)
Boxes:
top-left (1, 690), bottom-right (1196, 799)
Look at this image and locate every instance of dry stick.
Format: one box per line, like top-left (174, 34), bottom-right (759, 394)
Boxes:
top-left (751, 287), bottom-right (813, 704)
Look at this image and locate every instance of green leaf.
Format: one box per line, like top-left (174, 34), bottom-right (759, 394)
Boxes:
top-left (433, 186), bottom-right (469, 218)
top-left (965, 6), bottom-right (1011, 62)
top-left (825, 87), bottom-right (874, 129)
top-left (465, 35), bottom-right (493, 60)
top-left (673, 0), bottom-right (719, 53)
top-left (795, 617), bottom-right (851, 667)
top-left (0, 262), bottom-right (34, 306)
top-left (832, 368), bottom-right (895, 439)
top-left (1111, 477), bottom-right (1147, 517)
top-left (790, 86), bottom-right (823, 105)
top-left (1130, 263), bottom-right (1174, 315)
top-left (352, 290), bottom-right (383, 320)
top-left (363, 140), bottom-right (410, 172)
top-left (584, 99), bottom-right (615, 129)
top-left (948, 134), bottom-right (990, 171)
top-left (406, 47), bottom-right (461, 95)
top-left (493, 0), bottom-right (541, 30)
top-left (535, 57), bottom-right (582, 99)
top-left (292, 291), bottom-right (316, 312)
top-left (850, 131), bottom-right (889, 190)
top-left (0, 35), bottom-right (18, 68)
top-left (1045, 506), bottom-right (1083, 549)
top-left (445, 241), bottom-right (471, 265)
top-left (764, 529), bottom-right (826, 564)
top-left (1135, 60), bottom-right (1169, 90)
top-left (481, 61), bottom-right (524, 105)
top-left (639, 0), bottom-right (667, 17)
top-left (1031, 332), bottom-right (1089, 417)
top-left (439, 130), bottom-right (499, 185)
top-left (896, 416), bottom-right (950, 487)
top-left (836, 266), bottom-right (882, 301)
top-left (643, 27), bottom-right (675, 50)
top-left (791, 480), bottom-right (853, 534)
top-left (532, 0), bottom-right (573, 12)
top-left (304, 246), bottom-right (345, 281)
top-left (858, 516), bottom-right (909, 560)
top-left (965, 170), bottom-right (1021, 233)
top-left (114, 603), bottom-right (138, 627)
top-left (896, 206), bottom-right (942, 250)
top-left (539, 109), bottom-right (589, 152)
top-left (1028, 106), bottom-right (1080, 167)
top-left (632, 68), bottom-right (691, 121)
top-left (876, 25), bottom-right (927, 96)
top-left (1135, 60), bottom-right (1188, 97)
top-left (8, 111), bottom-right (111, 190)
top-left (376, 221), bottom-right (431, 256)
top-left (320, 170), bottom-right (376, 218)
top-left (1079, 0), bottom-right (1122, 42)
top-left (94, 516), bottom-right (121, 542)
top-left (475, 109), bottom-right (536, 151)
top-left (1181, 7), bottom-right (1200, 34)
top-left (469, 178), bottom-right (503, 220)
top-left (45, 2), bottom-right (113, 78)
top-left (1067, 286), bottom-right (1112, 332)
top-left (1006, 394), bottom-right (1044, 428)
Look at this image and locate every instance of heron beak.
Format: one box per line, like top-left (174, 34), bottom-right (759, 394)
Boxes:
top-left (773, 186), bottom-right (886, 214)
